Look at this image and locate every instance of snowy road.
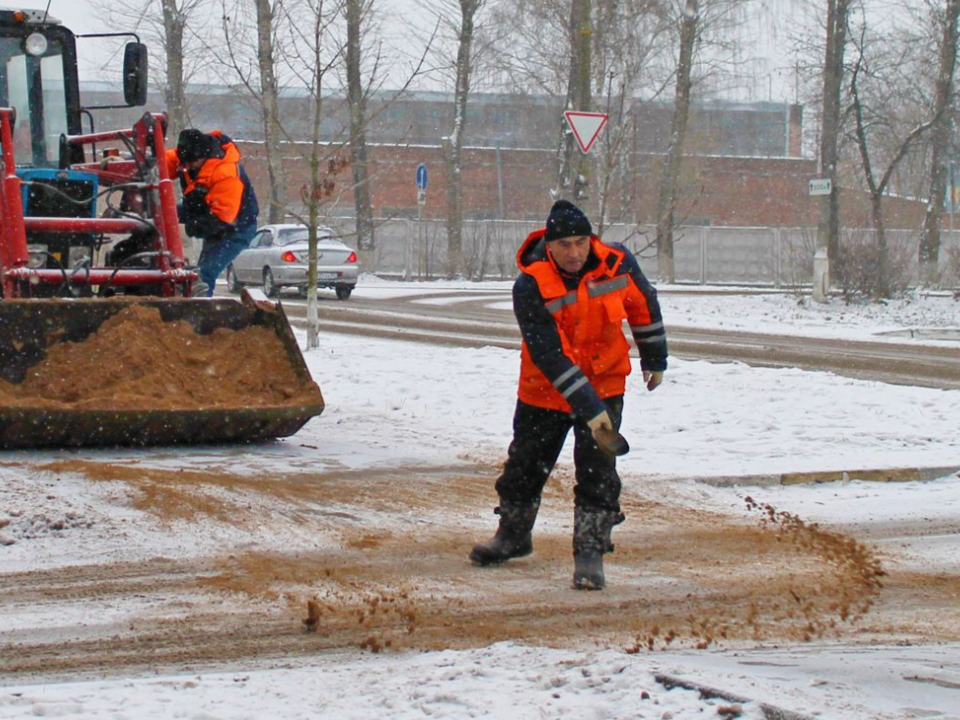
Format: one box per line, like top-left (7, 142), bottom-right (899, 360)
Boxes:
top-left (1, 282), bottom-right (958, 719)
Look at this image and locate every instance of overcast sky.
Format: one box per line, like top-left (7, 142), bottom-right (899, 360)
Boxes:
top-left (14, 0), bottom-right (810, 102)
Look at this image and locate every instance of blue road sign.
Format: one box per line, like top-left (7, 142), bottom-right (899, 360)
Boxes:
top-left (416, 163), bottom-right (428, 190)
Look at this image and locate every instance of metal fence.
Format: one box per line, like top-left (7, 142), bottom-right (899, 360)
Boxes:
top-left (325, 219), bottom-right (960, 288)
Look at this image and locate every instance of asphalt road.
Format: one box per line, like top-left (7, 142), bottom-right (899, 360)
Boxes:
top-left (271, 289), bottom-right (960, 391)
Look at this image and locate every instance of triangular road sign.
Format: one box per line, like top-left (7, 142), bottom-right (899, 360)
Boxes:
top-left (564, 111), bottom-right (609, 153)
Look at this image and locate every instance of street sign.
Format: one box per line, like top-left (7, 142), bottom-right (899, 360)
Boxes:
top-left (564, 111), bottom-right (609, 153)
top-left (809, 178), bottom-right (832, 196)
top-left (416, 163), bottom-right (428, 190)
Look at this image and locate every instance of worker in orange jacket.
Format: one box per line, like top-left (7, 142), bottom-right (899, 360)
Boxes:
top-left (470, 200), bottom-right (668, 590)
top-left (167, 129), bottom-right (259, 296)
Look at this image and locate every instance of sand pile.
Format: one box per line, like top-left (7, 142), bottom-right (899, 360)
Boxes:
top-left (0, 303), bottom-right (322, 410)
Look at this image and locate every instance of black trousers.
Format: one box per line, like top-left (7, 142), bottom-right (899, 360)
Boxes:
top-left (494, 396), bottom-right (624, 513)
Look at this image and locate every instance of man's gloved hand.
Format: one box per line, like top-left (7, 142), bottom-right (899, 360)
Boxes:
top-left (642, 370), bottom-right (664, 392)
top-left (182, 186), bottom-right (209, 215)
top-left (587, 411), bottom-right (630, 457)
top-left (586, 411), bottom-right (613, 434)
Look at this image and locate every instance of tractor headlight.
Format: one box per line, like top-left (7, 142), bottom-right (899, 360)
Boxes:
top-left (24, 32), bottom-right (48, 57)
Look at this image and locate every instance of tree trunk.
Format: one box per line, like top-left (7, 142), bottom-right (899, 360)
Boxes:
top-left (654, 0), bottom-right (698, 284)
top-left (160, 0), bottom-right (187, 142)
top-left (920, 0), bottom-right (960, 287)
top-left (346, 0), bottom-right (375, 252)
top-left (255, 0), bottom-right (287, 224)
top-left (555, 0), bottom-right (592, 204)
top-left (445, 0), bottom-right (481, 278)
top-left (814, 0), bottom-right (850, 301)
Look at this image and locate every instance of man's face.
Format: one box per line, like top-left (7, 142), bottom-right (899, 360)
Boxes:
top-left (547, 235), bottom-right (591, 274)
top-left (184, 158), bottom-right (206, 172)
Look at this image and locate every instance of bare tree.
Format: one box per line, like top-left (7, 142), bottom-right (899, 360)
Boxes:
top-left (216, 0), bottom-right (288, 223)
top-left (555, 0), bottom-right (593, 203)
top-left (592, 1), bottom-right (672, 235)
top-left (653, 0), bottom-right (698, 283)
top-left (344, 0), bottom-right (375, 252)
top-left (254, 0), bottom-right (287, 223)
top-left (920, 0), bottom-right (960, 286)
top-left (296, 0), bottom-right (347, 348)
top-left (813, 0), bottom-right (851, 302)
top-left (848, 23), bottom-right (936, 299)
top-left (93, 0), bottom-right (211, 141)
top-left (441, 0), bottom-right (485, 278)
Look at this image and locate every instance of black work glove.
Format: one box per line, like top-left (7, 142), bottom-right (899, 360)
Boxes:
top-left (185, 213), bottom-right (235, 240)
top-left (181, 187), bottom-right (235, 239)
top-left (181, 186), bottom-right (209, 218)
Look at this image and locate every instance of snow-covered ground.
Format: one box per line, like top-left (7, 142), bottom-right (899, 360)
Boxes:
top-left (1, 281), bottom-right (959, 720)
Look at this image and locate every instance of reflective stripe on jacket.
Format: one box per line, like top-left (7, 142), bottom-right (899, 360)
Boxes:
top-left (514, 228), bottom-right (667, 416)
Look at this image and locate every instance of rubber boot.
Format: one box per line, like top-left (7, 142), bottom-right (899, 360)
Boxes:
top-left (572, 507), bottom-right (625, 590)
top-left (470, 498), bottom-right (540, 566)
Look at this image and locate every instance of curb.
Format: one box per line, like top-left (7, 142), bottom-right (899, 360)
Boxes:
top-left (655, 673), bottom-right (816, 720)
top-left (692, 465), bottom-right (960, 488)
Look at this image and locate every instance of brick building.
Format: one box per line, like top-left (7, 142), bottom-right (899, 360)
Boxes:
top-left (84, 82), bottom-right (926, 230)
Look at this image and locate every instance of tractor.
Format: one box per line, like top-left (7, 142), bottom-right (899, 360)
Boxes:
top-left (0, 7), bottom-right (324, 448)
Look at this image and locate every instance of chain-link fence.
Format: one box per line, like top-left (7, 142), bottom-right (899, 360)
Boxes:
top-left (322, 218), bottom-right (960, 288)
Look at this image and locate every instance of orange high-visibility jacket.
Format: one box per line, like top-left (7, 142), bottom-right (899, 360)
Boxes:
top-left (513, 228), bottom-right (667, 417)
top-left (166, 131), bottom-right (248, 226)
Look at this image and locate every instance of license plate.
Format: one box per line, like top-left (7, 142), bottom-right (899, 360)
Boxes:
top-left (317, 272), bottom-right (338, 280)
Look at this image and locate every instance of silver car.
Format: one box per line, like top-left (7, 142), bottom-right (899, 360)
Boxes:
top-left (225, 224), bottom-right (359, 300)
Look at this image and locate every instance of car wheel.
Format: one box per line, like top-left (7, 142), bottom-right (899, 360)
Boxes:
top-left (225, 265), bottom-right (241, 293)
top-left (263, 268), bottom-right (280, 298)
top-left (335, 284), bottom-right (353, 301)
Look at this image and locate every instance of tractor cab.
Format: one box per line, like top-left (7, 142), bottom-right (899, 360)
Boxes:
top-left (0, 7), bottom-right (149, 287)
top-left (0, 8), bottom-right (78, 168)
top-left (0, 7), bottom-right (147, 167)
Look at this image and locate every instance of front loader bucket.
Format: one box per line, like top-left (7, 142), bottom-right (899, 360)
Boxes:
top-left (0, 290), bottom-right (324, 449)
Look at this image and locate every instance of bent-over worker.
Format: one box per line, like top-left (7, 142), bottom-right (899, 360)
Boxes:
top-left (167, 129), bottom-right (259, 297)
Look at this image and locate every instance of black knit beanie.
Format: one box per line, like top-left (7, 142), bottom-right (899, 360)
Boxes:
top-left (544, 199), bottom-right (592, 242)
top-left (177, 129), bottom-right (217, 163)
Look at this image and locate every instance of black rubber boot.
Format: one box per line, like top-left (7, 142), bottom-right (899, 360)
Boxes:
top-left (470, 498), bottom-right (540, 566)
top-left (572, 507), bottom-right (625, 590)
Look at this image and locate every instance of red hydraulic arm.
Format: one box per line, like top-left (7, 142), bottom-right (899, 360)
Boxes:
top-left (1, 111), bottom-right (198, 297)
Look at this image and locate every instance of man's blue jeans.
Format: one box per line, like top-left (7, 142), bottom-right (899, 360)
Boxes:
top-left (197, 224), bottom-right (257, 297)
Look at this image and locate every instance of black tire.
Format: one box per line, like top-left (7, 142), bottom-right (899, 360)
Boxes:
top-left (335, 284), bottom-right (353, 300)
top-left (225, 265), bottom-right (241, 293)
top-left (263, 268), bottom-right (280, 298)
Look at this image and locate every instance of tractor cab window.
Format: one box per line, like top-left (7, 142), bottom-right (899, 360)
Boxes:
top-left (0, 32), bottom-right (70, 167)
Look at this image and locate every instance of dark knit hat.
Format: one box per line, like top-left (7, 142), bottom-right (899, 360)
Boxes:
top-left (544, 199), bottom-right (592, 242)
top-left (176, 129), bottom-right (218, 163)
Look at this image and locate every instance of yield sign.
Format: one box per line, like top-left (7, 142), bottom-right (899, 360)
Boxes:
top-left (564, 111), bottom-right (609, 153)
